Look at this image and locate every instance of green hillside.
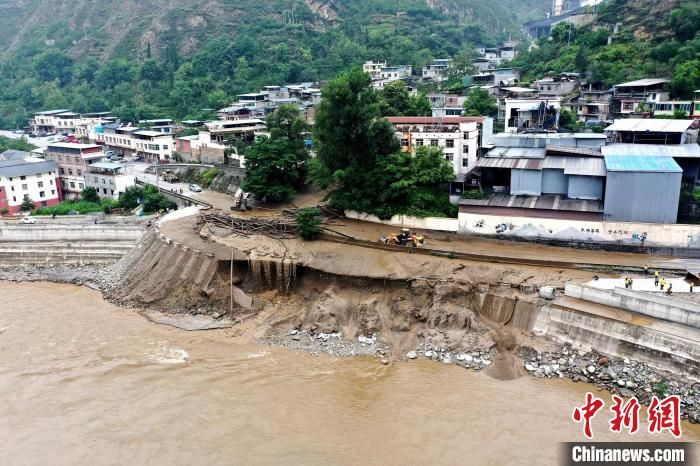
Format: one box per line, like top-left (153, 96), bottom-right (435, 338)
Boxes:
top-left (0, 0), bottom-right (548, 127)
top-left (509, 0), bottom-right (700, 98)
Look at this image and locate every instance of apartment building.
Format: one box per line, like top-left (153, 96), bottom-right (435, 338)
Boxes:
top-left (387, 116), bottom-right (493, 182)
top-left (422, 59), bottom-right (452, 82)
top-left (84, 162), bottom-right (135, 200)
top-left (138, 119), bottom-right (176, 134)
top-left (102, 124), bottom-right (174, 161)
top-left (0, 150), bottom-right (60, 213)
top-left (363, 60), bottom-right (387, 78)
top-left (612, 78), bottom-right (669, 117)
top-left (30, 110), bottom-right (116, 136)
top-left (202, 119), bottom-right (266, 145)
top-left (44, 143), bottom-right (104, 198)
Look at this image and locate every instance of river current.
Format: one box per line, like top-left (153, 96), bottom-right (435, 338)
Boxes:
top-left (0, 281), bottom-right (696, 465)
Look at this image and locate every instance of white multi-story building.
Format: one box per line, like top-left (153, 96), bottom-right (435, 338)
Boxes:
top-left (0, 150), bottom-right (60, 213)
top-left (422, 59), bottom-right (452, 82)
top-left (387, 116), bottom-right (493, 182)
top-left (84, 162), bottom-right (135, 200)
top-left (363, 60), bottom-right (387, 78)
top-left (102, 124), bottom-right (174, 162)
top-left (202, 119), bottom-right (266, 145)
top-left (30, 110), bottom-right (117, 137)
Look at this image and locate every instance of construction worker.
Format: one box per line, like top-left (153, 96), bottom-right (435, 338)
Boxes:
top-left (654, 272), bottom-right (659, 287)
top-left (691, 283), bottom-right (694, 293)
top-left (666, 283), bottom-right (673, 295)
top-left (629, 277), bottom-right (633, 289)
top-left (644, 265), bottom-right (649, 275)
top-left (660, 278), bottom-right (666, 291)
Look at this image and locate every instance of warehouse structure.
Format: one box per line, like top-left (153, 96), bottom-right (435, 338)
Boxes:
top-left (603, 155), bottom-right (682, 224)
top-left (462, 132), bottom-right (686, 223)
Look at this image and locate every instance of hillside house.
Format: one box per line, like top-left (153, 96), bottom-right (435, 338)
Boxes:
top-left (0, 150), bottom-right (60, 213)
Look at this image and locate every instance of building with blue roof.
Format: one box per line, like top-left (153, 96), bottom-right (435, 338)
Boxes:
top-left (603, 155), bottom-right (683, 223)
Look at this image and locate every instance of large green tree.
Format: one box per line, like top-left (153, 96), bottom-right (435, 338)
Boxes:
top-left (463, 88), bottom-right (498, 117)
top-left (241, 136), bottom-right (302, 203)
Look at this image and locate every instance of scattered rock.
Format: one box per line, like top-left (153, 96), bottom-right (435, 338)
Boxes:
top-left (587, 365), bottom-right (596, 374)
top-left (406, 351), bottom-right (418, 360)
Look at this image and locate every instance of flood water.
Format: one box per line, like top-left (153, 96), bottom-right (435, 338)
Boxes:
top-left (0, 281), bottom-right (697, 465)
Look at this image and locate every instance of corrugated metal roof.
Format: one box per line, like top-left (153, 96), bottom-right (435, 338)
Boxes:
top-left (475, 157), bottom-right (544, 170)
top-left (601, 144), bottom-right (700, 158)
top-left (89, 162), bottom-right (123, 170)
top-left (604, 119), bottom-right (694, 133)
top-left (545, 144), bottom-right (602, 157)
top-left (485, 147), bottom-right (546, 158)
top-left (563, 157), bottom-right (606, 176)
top-left (0, 160), bottom-right (56, 178)
top-left (604, 155), bottom-right (682, 173)
top-left (614, 78), bottom-right (669, 87)
top-left (459, 193), bottom-right (603, 213)
top-left (541, 156), bottom-right (607, 176)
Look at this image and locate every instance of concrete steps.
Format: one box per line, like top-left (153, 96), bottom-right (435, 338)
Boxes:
top-left (0, 241), bottom-right (137, 265)
top-left (535, 296), bottom-right (700, 378)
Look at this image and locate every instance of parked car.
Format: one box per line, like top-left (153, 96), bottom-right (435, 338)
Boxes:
top-left (188, 184), bottom-right (202, 192)
top-left (20, 216), bottom-right (37, 224)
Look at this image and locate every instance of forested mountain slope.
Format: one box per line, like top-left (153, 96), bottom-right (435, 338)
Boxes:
top-left (509, 0), bottom-right (700, 98)
top-left (0, 0), bottom-right (547, 126)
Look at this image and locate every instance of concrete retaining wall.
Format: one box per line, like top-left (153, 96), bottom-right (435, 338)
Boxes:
top-left (459, 212), bottom-right (700, 249)
top-left (345, 210), bottom-right (459, 232)
top-left (0, 225), bottom-right (144, 242)
top-left (565, 283), bottom-right (700, 328)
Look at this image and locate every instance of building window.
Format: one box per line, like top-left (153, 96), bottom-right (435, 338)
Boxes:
top-left (60, 168), bottom-right (65, 175)
top-left (37, 181), bottom-right (43, 188)
top-left (463, 132), bottom-right (469, 140)
top-left (163, 145), bottom-right (169, 150)
top-left (70, 182), bottom-right (75, 188)
top-left (12, 196), bottom-right (16, 202)
top-left (75, 157), bottom-right (80, 163)
top-left (51, 190), bottom-right (55, 195)
top-left (463, 146), bottom-right (469, 154)
top-left (462, 159), bottom-right (469, 167)
top-left (79, 183), bottom-right (84, 189)
top-left (10, 186), bottom-right (14, 192)
top-left (68, 169), bottom-right (73, 176)
top-left (415, 139), bottom-right (424, 146)
top-left (77, 170), bottom-right (82, 176)
top-left (41, 201), bottom-right (47, 207)
top-left (20, 175), bottom-right (25, 180)
top-left (21, 184), bottom-right (27, 191)
top-left (430, 139), bottom-right (438, 146)
top-left (446, 139), bottom-right (454, 148)
top-left (445, 154), bottom-right (453, 161)
top-left (400, 139), bottom-right (409, 146)
top-left (103, 188), bottom-right (107, 194)
top-left (39, 191), bottom-right (45, 198)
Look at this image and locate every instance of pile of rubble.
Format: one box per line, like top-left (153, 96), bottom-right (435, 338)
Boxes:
top-left (520, 343), bottom-right (700, 422)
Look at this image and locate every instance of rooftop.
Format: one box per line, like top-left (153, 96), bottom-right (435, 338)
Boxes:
top-left (0, 150), bottom-right (29, 161)
top-left (89, 162), bottom-right (124, 171)
top-left (47, 142), bottom-right (102, 150)
top-left (34, 109), bottom-right (70, 116)
top-left (604, 119), bottom-right (695, 133)
top-left (603, 155), bottom-right (682, 173)
top-left (387, 116), bottom-right (486, 124)
top-left (460, 193), bottom-right (603, 214)
top-left (132, 130), bottom-right (171, 137)
top-left (0, 159), bottom-right (56, 178)
top-left (614, 78), bottom-right (669, 88)
top-left (601, 144), bottom-right (700, 158)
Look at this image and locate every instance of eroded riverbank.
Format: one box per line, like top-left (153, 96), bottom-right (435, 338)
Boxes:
top-left (0, 281), bottom-right (697, 466)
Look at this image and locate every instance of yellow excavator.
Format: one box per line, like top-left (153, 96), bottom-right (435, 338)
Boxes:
top-left (380, 228), bottom-right (425, 248)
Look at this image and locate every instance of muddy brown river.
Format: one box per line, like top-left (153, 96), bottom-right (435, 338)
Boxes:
top-left (0, 281), bottom-right (697, 465)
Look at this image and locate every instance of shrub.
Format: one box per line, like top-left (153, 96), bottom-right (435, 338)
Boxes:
top-left (20, 196), bottom-right (35, 212)
top-left (461, 190), bottom-right (484, 199)
top-left (81, 186), bottom-right (99, 203)
top-left (201, 168), bottom-right (219, 187)
top-left (0, 208), bottom-right (9, 215)
top-left (295, 208), bottom-right (322, 240)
